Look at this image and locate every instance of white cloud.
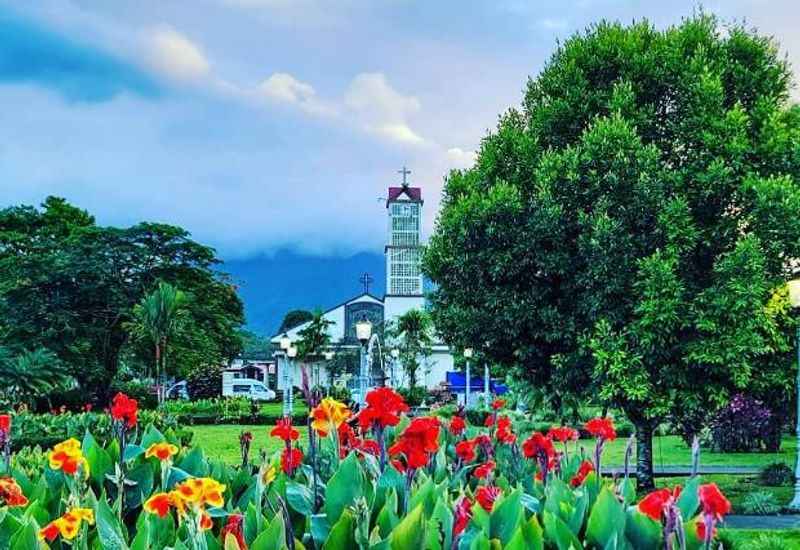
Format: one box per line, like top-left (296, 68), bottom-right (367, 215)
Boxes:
top-left (446, 147), bottom-right (477, 169)
top-left (144, 25), bottom-right (210, 82)
top-left (343, 73), bottom-right (425, 145)
top-left (258, 73), bottom-right (336, 116)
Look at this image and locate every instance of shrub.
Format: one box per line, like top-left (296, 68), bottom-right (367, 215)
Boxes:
top-left (759, 462), bottom-right (794, 487)
top-left (397, 386), bottom-right (427, 407)
top-left (709, 394), bottom-right (772, 452)
top-left (109, 380), bottom-right (158, 410)
top-left (741, 491), bottom-right (780, 515)
top-left (729, 534), bottom-right (794, 550)
top-left (186, 364), bottom-right (223, 399)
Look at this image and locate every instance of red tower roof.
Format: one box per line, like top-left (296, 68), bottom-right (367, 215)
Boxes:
top-left (387, 186), bottom-right (422, 202)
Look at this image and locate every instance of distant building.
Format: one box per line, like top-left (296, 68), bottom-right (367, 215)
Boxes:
top-left (270, 169), bottom-right (455, 393)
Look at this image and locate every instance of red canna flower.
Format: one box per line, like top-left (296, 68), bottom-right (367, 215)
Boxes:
top-left (221, 514), bottom-right (247, 550)
top-left (584, 417), bottom-right (616, 441)
top-left (453, 497), bottom-right (473, 537)
top-left (358, 439), bottom-right (380, 457)
top-left (271, 418), bottom-right (299, 442)
top-left (358, 387), bottom-right (409, 431)
top-left (391, 459), bottom-right (406, 473)
top-left (388, 416), bottom-right (440, 469)
top-left (495, 416), bottom-right (516, 444)
top-left (638, 486), bottom-right (682, 521)
top-left (449, 415), bottom-right (466, 436)
top-left (280, 447), bottom-right (304, 474)
top-left (0, 414), bottom-right (9, 434)
top-left (548, 426), bottom-right (578, 443)
top-left (39, 522), bottom-right (60, 542)
top-left (695, 521), bottom-right (716, 541)
top-left (698, 483), bottom-right (731, 520)
top-left (484, 415), bottom-right (494, 427)
top-left (570, 460), bottom-right (595, 488)
top-left (522, 432), bottom-right (555, 460)
top-left (110, 393), bottom-right (138, 429)
top-left (491, 399), bottom-right (505, 410)
top-left (473, 460), bottom-right (495, 479)
top-left (475, 486), bottom-right (501, 512)
top-left (455, 439), bottom-right (477, 463)
top-left (0, 477), bottom-right (28, 507)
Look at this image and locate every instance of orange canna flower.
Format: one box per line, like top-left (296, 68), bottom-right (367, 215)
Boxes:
top-left (144, 492), bottom-right (173, 518)
top-left (145, 442), bottom-right (179, 461)
top-left (38, 508), bottom-right (94, 541)
top-left (48, 438), bottom-right (89, 478)
top-left (310, 397), bottom-right (351, 437)
top-left (200, 512), bottom-right (213, 531)
top-left (0, 477), bottom-right (28, 507)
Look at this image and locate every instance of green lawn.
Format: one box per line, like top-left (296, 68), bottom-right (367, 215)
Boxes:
top-left (191, 424), bottom-right (308, 464)
top-left (654, 474), bottom-right (794, 513)
top-left (719, 529), bottom-right (800, 548)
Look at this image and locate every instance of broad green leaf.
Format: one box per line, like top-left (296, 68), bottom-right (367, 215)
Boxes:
top-left (324, 453), bottom-right (364, 526)
top-left (431, 497), bottom-right (454, 550)
top-left (131, 519), bottom-right (151, 550)
top-left (10, 520), bottom-right (38, 550)
top-left (543, 511), bottom-right (581, 550)
top-left (287, 481), bottom-right (314, 515)
top-left (624, 508), bottom-right (661, 550)
top-left (586, 487), bottom-right (625, 547)
top-left (390, 503), bottom-right (426, 550)
top-left (506, 516), bottom-right (544, 550)
top-left (96, 495), bottom-right (130, 550)
top-left (677, 477), bottom-right (700, 520)
top-left (83, 432), bottom-right (113, 486)
top-left (489, 488), bottom-right (522, 545)
top-left (323, 509), bottom-right (356, 550)
top-left (178, 447), bottom-right (208, 477)
top-left (123, 444), bottom-right (146, 462)
top-left (252, 513), bottom-right (287, 550)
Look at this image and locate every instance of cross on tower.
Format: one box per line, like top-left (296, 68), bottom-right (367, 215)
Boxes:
top-left (359, 272), bottom-right (374, 294)
top-left (398, 165), bottom-right (411, 187)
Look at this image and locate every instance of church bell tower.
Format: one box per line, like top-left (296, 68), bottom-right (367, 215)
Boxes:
top-left (384, 166), bottom-right (425, 323)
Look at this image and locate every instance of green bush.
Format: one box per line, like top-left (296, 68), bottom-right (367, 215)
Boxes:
top-left (109, 380), bottom-right (158, 410)
top-left (741, 491), bottom-right (780, 515)
top-left (759, 462), bottom-right (794, 487)
top-left (719, 532), bottom-right (795, 550)
top-left (186, 363), bottom-right (223, 399)
top-left (397, 386), bottom-right (427, 407)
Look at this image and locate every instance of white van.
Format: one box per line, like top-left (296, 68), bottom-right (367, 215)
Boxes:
top-left (222, 376), bottom-right (276, 401)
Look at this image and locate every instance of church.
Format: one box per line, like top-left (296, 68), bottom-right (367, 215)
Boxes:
top-left (270, 168), bottom-right (455, 393)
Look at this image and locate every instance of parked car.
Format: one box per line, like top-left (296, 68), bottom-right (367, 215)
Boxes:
top-left (165, 381), bottom-right (189, 400)
top-left (222, 378), bottom-right (276, 401)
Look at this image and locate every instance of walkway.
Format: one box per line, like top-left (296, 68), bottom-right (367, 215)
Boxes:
top-left (601, 465), bottom-right (760, 477)
top-left (722, 515), bottom-right (800, 530)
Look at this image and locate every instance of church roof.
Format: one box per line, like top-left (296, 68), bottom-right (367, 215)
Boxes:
top-left (388, 186), bottom-right (422, 202)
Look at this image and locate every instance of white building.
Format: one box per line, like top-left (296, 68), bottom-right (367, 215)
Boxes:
top-left (269, 172), bottom-right (454, 392)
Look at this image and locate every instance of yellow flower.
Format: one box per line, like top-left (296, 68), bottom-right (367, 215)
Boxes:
top-left (310, 397), bottom-right (351, 436)
top-left (261, 465), bottom-right (277, 485)
top-left (38, 507), bottom-right (94, 541)
top-left (171, 477), bottom-right (226, 511)
top-left (144, 492), bottom-right (172, 517)
top-left (145, 442), bottom-right (179, 461)
top-left (48, 438), bottom-right (89, 477)
top-left (200, 478), bottom-right (226, 508)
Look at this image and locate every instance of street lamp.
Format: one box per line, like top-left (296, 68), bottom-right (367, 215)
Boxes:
top-left (356, 317), bottom-right (373, 406)
top-left (279, 334), bottom-right (291, 416)
top-left (464, 348), bottom-right (474, 409)
top-left (787, 278), bottom-right (800, 510)
top-left (322, 350), bottom-right (334, 388)
top-left (390, 348), bottom-right (400, 388)
top-left (285, 345), bottom-right (298, 416)
top-left (483, 341), bottom-right (491, 400)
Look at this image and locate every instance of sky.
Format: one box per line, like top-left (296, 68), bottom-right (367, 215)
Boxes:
top-left (2, 0), bottom-right (800, 262)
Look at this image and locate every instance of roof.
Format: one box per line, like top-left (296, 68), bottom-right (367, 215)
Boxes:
top-left (387, 186), bottom-right (422, 202)
top-left (270, 291), bottom-right (384, 340)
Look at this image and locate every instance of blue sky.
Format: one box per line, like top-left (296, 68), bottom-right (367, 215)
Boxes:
top-left (2, 0), bottom-right (800, 261)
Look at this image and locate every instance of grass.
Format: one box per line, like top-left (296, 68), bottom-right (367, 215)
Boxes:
top-left (653, 474), bottom-right (794, 513)
top-left (191, 424), bottom-right (308, 464)
top-left (719, 529), bottom-right (800, 548)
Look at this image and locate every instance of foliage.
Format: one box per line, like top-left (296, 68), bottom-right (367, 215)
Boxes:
top-left (0, 197), bottom-right (245, 399)
top-left (397, 386), bottom-right (428, 407)
top-left (162, 397), bottom-right (308, 426)
top-left (709, 394), bottom-right (772, 452)
top-left (0, 347), bottom-right (73, 407)
top-left (423, 13), bottom-right (800, 489)
top-left (296, 310), bottom-right (333, 362)
top-left (386, 309), bottom-right (433, 389)
top-left (741, 491), bottom-right (780, 515)
top-left (759, 462), bottom-right (794, 487)
top-left (186, 363), bottom-right (224, 400)
top-left (0, 401), bottom-right (733, 549)
top-left (109, 380), bottom-right (158, 410)
top-left (278, 309), bottom-right (314, 333)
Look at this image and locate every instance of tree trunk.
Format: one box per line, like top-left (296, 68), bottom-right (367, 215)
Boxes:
top-left (633, 418), bottom-right (656, 491)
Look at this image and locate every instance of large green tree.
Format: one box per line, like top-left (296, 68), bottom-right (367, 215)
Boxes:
top-left (424, 14), bottom-right (800, 489)
top-left (0, 197), bottom-right (245, 399)
top-left (386, 309), bottom-right (433, 389)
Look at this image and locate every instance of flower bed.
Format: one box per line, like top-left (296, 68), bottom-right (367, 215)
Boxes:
top-left (0, 392), bottom-right (731, 549)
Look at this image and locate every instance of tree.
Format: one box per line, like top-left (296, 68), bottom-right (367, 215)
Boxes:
top-left (424, 14), bottom-right (800, 489)
top-left (278, 310), bottom-right (314, 334)
top-left (129, 282), bottom-right (187, 404)
top-left (0, 197), bottom-right (245, 399)
top-left (387, 309), bottom-right (433, 389)
top-left (0, 347), bottom-right (73, 407)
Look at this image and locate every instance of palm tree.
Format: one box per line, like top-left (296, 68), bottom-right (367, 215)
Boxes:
top-left (297, 309), bottom-right (334, 389)
top-left (130, 282), bottom-right (187, 405)
top-left (0, 347), bottom-right (73, 407)
top-left (387, 309), bottom-right (433, 389)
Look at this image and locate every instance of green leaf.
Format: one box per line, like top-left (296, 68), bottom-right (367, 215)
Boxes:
top-left (83, 432), bottom-right (113, 486)
top-left (131, 519), bottom-right (151, 550)
top-left (251, 513), bottom-right (287, 550)
top-left (10, 520), bottom-right (38, 550)
top-left (323, 509), bottom-right (356, 550)
top-left (141, 425), bottom-right (166, 449)
top-left (123, 444), bottom-right (146, 462)
top-left (505, 515), bottom-right (543, 550)
top-left (287, 481), bottom-right (314, 516)
top-left (376, 490), bottom-right (399, 538)
top-left (624, 508), bottom-right (661, 550)
top-left (489, 488), bottom-right (522, 545)
top-left (677, 477), bottom-right (700, 520)
top-left (390, 503), bottom-right (426, 550)
top-left (586, 487), bottom-right (625, 548)
top-left (324, 453), bottom-right (364, 526)
top-left (178, 447), bottom-right (208, 477)
top-left (543, 511), bottom-right (581, 550)
top-left (96, 495), bottom-right (130, 550)
top-left (431, 497), bottom-right (454, 550)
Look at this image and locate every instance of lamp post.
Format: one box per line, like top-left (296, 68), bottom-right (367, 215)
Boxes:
top-left (390, 348), bottom-right (399, 388)
top-left (356, 317), bottom-right (373, 406)
top-left (787, 278), bottom-right (800, 510)
top-left (279, 334), bottom-right (291, 416)
top-left (286, 345), bottom-right (297, 416)
top-left (464, 348), bottom-right (474, 409)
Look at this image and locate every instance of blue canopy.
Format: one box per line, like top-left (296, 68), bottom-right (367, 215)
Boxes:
top-left (445, 372), bottom-right (508, 395)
